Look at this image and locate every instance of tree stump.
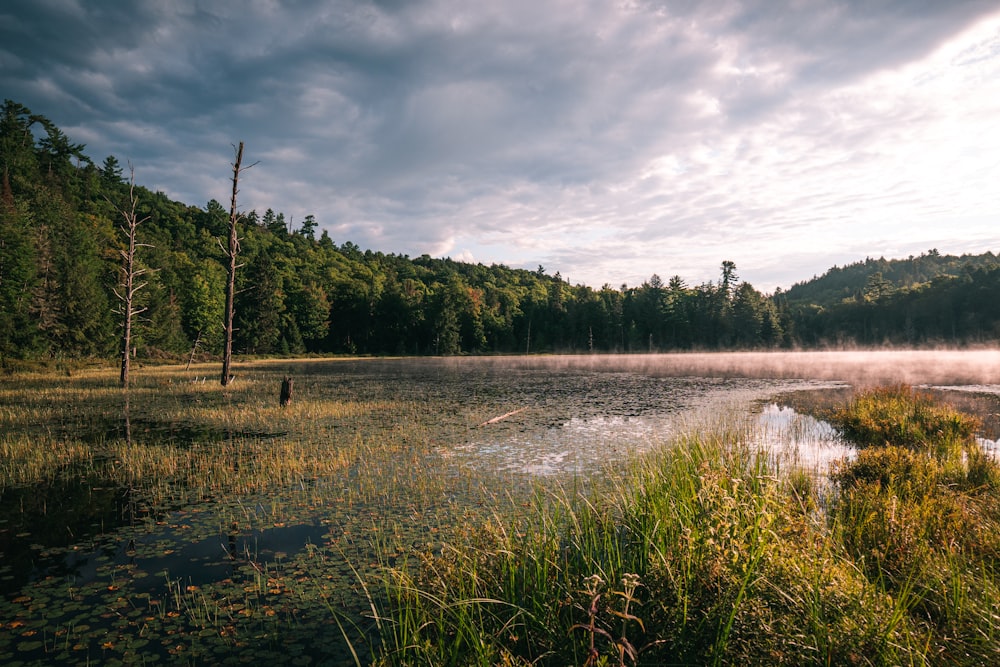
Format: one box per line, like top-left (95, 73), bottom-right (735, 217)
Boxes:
top-left (280, 376), bottom-right (293, 407)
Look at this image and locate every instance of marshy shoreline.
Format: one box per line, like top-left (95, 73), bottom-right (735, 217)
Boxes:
top-left (1, 351), bottom-right (999, 664)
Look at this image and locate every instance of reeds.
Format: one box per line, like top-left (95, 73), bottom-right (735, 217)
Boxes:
top-left (829, 384), bottom-right (981, 459)
top-left (827, 385), bottom-right (1000, 663)
top-left (0, 362), bottom-right (469, 663)
top-left (373, 386), bottom-right (1000, 665)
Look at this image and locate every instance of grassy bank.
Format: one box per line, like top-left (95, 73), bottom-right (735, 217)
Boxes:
top-left (373, 385), bottom-right (1000, 665)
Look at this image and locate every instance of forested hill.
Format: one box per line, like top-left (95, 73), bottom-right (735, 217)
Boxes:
top-left (783, 251), bottom-right (999, 308)
top-left (2, 99), bottom-right (999, 363)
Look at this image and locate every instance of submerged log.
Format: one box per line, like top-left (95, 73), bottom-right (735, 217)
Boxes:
top-left (476, 407), bottom-right (528, 427)
top-left (280, 376), bottom-right (293, 407)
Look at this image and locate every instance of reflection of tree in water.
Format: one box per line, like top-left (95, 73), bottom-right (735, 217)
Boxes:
top-left (123, 390), bottom-right (132, 446)
top-left (0, 478), bottom-right (135, 596)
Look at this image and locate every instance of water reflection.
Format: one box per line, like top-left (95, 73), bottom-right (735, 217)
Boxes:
top-left (761, 384), bottom-right (1000, 473)
top-left (453, 414), bottom-right (665, 475)
top-left (978, 437), bottom-right (999, 457)
top-left (88, 415), bottom-right (287, 446)
top-left (123, 390), bottom-right (132, 446)
top-left (442, 379), bottom-right (850, 476)
top-left (756, 403), bottom-right (854, 472)
top-left (0, 479), bottom-right (138, 595)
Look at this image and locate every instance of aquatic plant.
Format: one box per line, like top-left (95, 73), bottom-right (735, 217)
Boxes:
top-left (2, 362), bottom-right (999, 665)
top-left (829, 384), bottom-right (980, 459)
top-left (826, 385), bottom-right (1000, 663)
top-left (373, 417), bottom-right (904, 664)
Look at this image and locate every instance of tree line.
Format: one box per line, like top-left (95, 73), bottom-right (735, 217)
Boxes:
top-left (2, 100), bottom-right (998, 365)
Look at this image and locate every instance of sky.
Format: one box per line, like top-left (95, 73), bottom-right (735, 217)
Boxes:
top-left (2, 0), bottom-right (1000, 292)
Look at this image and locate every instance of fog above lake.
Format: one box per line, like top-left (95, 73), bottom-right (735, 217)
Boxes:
top-left (439, 350), bottom-right (1000, 387)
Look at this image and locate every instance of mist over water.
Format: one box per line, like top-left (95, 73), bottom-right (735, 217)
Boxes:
top-left (439, 349), bottom-right (1000, 387)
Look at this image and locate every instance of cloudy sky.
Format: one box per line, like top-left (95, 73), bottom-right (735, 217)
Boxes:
top-left (3, 0), bottom-right (999, 291)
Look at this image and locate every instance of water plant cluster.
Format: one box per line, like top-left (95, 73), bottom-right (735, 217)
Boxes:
top-left (375, 385), bottom-right (1000, 665)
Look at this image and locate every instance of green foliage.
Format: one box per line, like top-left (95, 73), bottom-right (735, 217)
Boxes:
top-left (784, 250), bottom-right (997, 309)
top-left (376, 433), bottom-right (891, 664)
top-left (785, 252), bottom-right (1000, 346)
top-left (180, 260), bottom-right (226, 351)
top-left (235, 249), bottom-right (285, 354)
top-left (4, 99), bottom-right (1000, 362)
top-left (0, 200), bottom-right (39, 358)
top-left (826, 386), bottom-right (1000, 662)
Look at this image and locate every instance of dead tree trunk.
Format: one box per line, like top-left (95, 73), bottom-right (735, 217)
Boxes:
top-left (279, 376), bottom-right (293, 407)
top-left (221, 142), bottom-right (251, 387)
top-left (113, 165), bottom-right (150, 387)
top-left (186, 329), bottom-right (202, 370)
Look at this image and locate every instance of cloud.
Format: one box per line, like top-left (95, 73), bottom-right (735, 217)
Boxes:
top-left (2, 0), bottom-right (999, 291)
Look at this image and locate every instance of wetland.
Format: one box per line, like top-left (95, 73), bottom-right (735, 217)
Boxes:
top-left (2, 350), bottom-right (1000, 664)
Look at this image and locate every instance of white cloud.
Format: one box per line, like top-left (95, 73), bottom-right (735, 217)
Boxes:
top-left (2, 0), bottom-right (999, 290)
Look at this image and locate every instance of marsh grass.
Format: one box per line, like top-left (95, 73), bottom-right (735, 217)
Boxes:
top-left (0, 363), bottom-right (430, 501)
top-left (0, 361), bottom-right (524, 664)
top-left (826, 385), bottom-right (1000, 663)
top-left (373, 386), bottom-right (1000, 665)
top-left (3, 364), bottom-right (999, 665)
top-left (829, 384), bottom-right (981, 459)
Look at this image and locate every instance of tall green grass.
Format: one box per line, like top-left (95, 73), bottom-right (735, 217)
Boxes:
top-left (828, 385), bottom-right (1000, 664)
top-left (373, 386), bottom-right (1000, 665)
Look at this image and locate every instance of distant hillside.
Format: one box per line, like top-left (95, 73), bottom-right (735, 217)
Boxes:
top-left (782, 250), bottom-right (999, 308)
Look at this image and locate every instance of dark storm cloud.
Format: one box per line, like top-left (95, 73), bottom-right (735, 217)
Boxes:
top-left (2, 0), bottom-right (999, 289)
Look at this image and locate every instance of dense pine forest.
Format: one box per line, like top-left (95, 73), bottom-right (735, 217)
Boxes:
top-left (2, 99), bottom-right (998, 363)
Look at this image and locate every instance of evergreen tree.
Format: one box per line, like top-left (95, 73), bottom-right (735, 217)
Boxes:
top-left (101, 155), bottom-right (123, 189)
top-left (0, 199), bottom-right (38, 358)
top-left (4, 98), bottom-right (1000, 360)
top-left (52, 210), bottom-right (115, 356)
top-left (181, 261), bottom-right (226, 355)
top-left (300, 214), bottom-right (317, 240)
top-left (234, 250), bottom-right (284, 354)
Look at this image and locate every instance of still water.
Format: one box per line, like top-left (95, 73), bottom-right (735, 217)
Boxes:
top-left (327, 352), bottom-right (1000, 476)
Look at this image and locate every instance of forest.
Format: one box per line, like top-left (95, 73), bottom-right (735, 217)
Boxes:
top-left (2, 99), bottom-right (999, 364)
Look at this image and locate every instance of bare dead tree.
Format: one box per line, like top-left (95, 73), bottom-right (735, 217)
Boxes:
top-left (185, 329), bottom-right (201, 371)
top-left (112, 164), bottom-right (151, 387)
top-left (220, 142), bottom-right (256, 386)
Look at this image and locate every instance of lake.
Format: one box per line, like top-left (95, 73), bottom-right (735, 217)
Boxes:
top-left (2, 350), bottom-right (999, 664)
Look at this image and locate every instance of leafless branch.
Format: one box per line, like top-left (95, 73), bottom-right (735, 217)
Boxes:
top-left (221, 141), bottom-right (250, 386)
top-left (112, 162), bottom-right (153, 387)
